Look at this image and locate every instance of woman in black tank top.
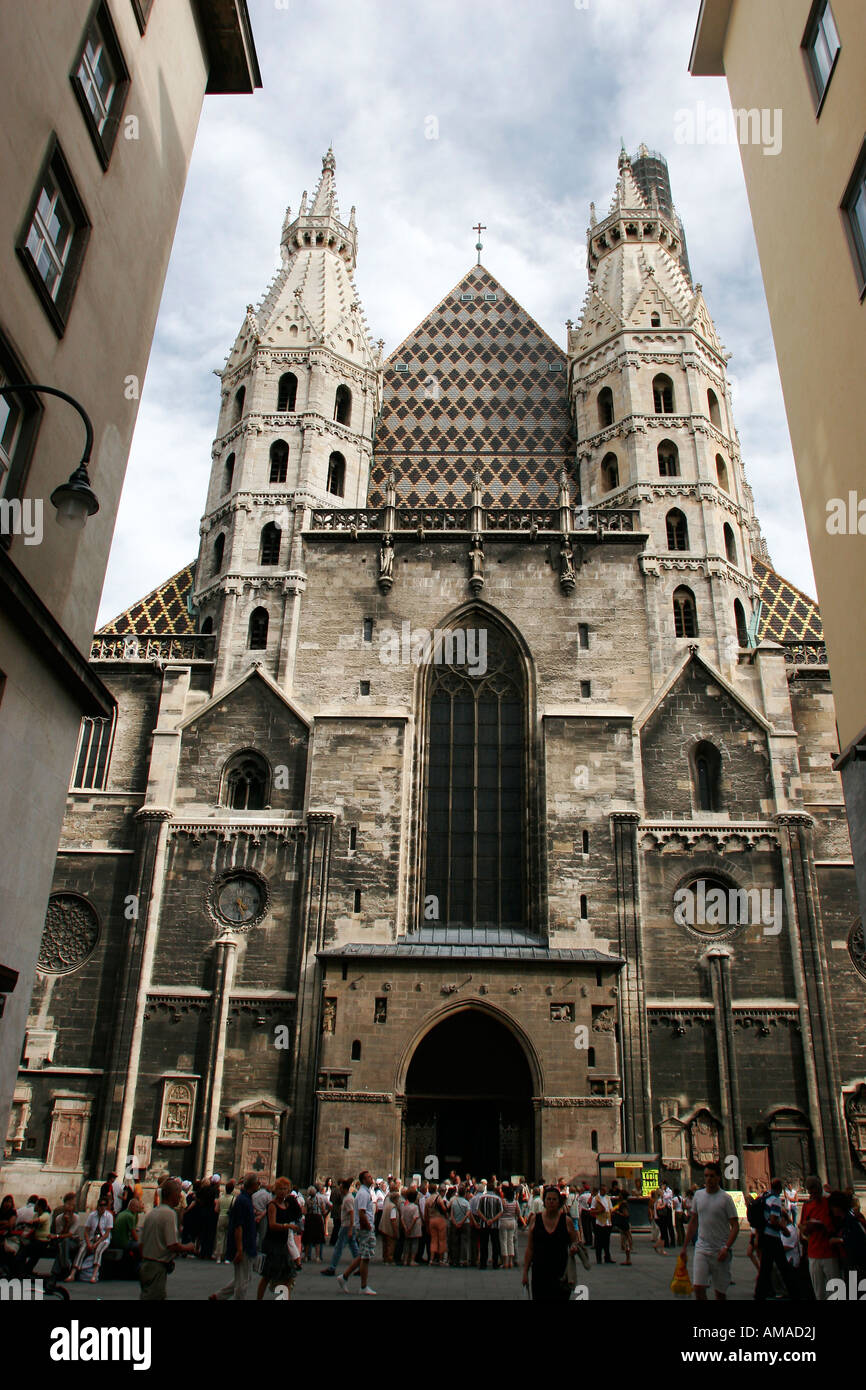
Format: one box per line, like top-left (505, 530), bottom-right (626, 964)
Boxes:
top-left (522, 1186), bottom-right (581, 1301)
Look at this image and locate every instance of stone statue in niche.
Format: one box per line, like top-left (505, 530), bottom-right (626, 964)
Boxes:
top-left (322, 998), bottom-right (337, 1034)
top-left (378, 534), bottom-right (394, 593)
top-left (468, 534), bottom-right (484, 594)
top-left (558, 538), bottom-right (576, 592)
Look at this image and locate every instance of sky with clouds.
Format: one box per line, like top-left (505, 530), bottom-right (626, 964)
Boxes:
top-left (98, 0), bottom-right (816, 626)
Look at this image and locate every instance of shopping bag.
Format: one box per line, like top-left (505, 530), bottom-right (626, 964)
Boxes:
top-left (670, 1251), bottom-right (693, 1297)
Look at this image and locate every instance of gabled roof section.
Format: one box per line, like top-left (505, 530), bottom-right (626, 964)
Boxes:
top-left (754, 559), bottom-right (823, 642)
top-left (637, 646), bottom-right (772, 734)
top-left (369, 263), bottom-right (574, 510)
top-left (179, 664), bottom-right (311, 731)
top-left (97, 562), bottom-right (197, 636)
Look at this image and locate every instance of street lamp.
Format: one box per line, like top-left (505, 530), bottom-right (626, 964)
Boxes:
top-left (0, 383), bottom-right (99, 529)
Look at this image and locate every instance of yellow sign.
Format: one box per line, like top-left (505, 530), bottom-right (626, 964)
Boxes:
top-left (641, 1168), bottom-right (659, 1195)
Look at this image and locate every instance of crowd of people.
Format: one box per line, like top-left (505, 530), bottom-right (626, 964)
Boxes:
top-left (2, 1163), bottom-right (864, 1302)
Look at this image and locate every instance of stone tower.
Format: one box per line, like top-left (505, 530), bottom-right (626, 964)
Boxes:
top-left (193, 149), bottom-right (383, 686)
top-left (570, 146), bottom-right (767, 686)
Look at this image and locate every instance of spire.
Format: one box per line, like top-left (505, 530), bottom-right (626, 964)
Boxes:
top-left (279, 150), bottom-right (357, 270)
top-left (311, 146), bottom-right (338, 216)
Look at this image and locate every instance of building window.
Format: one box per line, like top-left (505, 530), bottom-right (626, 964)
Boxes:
top-left (71, 714), bottom-right (115, 790)
top-left (212, 532), bottom-right (225, 575)
top-left (587, 1046), bottom-right (596, 1066)
top-left (200, 616), bottom-right (213, 635)
top-left (666, 508), bottom-right (689, 551)
top-left (353, 889), bottom-right (362, 912)
top-left (0, 343), bottom-right (42, 503)
top-left (334, 385), bottom-right (352, 426)
top-left (269, 439), bottom-right (288, 484)
top-left (131, 0), bottom-right (155, 33)
top-left (349, 827), bottom-right (357, 850)
top-left (222, 453), bottom-right (235, 494)
top-left (673, 586), bottom-right (698, 638)
top-left (707, 388), bottom-right (722, 430)
top-left (734, 599), bottom-right (749, 648)
top-left (650, 312), bottom-right (661, 327)
top-left (327, 452), bottom-right (346, 497)
top-left (248, 607), bottom-right (269, 649)
top-left (658, 440), bottom-right (679, 477)
top-left (582, 829), bottom-right (590, 854)
top-left (359, 680), bottom-right (370, 696)
top-left (601, 452), bottom-right (619, 491)
top-left (577, 623), bottom-right (589, 650)
top-left (222, 750), bottom-right (269, 810)
top-left (17, 139), bottom-right (91, 335)
top-left (694, 741), bottom-right (722, 812)
top-left (374, 997), bottom-right (388, 1023)
top-left (591, 1130), bottom-right (598, 1152)
top-left (423, 621), bottom-right (526, 931)
top-left (723, 523), bottom-right (738, 565)
top-left (841, 140), bottom-right (866, 295)
top-left (652, 374), bottom-right (675, 413)
top-left (259, 522), bottom-right (280, 566)
top-left (277, 372), bottom-right (297, 412)
top-left (580, 894), bottom-right (588, 919)
top-left (803, 1), bottom-right (841, 111)
top-left (343, 1128), bottom-right (350, 1148)
top-left (233, 386), bottom-right (245, 425)
top-left (351, 1039), bottom-right (362, 1061)
top-left (716, 454), bottom-right (729, 491)
top-left (363, 618), bottom-right (373, 642)
top-left (580, 680), bottom-right (591, 698)
top-left (597, 387), bottom-right (614, 428)
top-left (71, 3), bottom-right (129, 168)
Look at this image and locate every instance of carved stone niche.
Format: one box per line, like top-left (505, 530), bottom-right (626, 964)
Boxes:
top-left (157, 1076), bottom-right (199, 1146)
top-left (688, 1109), bottom-right (721, 1166)
top-left (233, 1101), bottom-right (284, 1185)
top-left (4, 1084), bottom-right (32, 1156)
top-left (45, 1094), bottom-right (92, 1171)
top-left (659, 1115), bottom-right (688, 1166)
top-left (844, 1084), bottom-right (866, 1173)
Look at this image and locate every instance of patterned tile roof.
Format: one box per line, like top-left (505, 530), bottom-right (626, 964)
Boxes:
top-left (368, 264), bottom-right (575, 510)
top-left (753, 559), bottom-right (823, 643)
top-left (97, 561), bottom-right (197, 636)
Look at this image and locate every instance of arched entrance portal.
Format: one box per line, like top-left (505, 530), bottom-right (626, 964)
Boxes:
top-left (403, 1010), bottom-right (534, 1179)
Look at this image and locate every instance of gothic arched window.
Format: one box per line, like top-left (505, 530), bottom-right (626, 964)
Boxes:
top-left (653, 374), bottom-right (674, 414)
top-left (673, 586), bottom-right (698, 638)
top-left (693, 740), bottom-right (722, 812)
top-left (597, 387), bottom-right (614, 428)
top-left (423, 623), bottom-right (526, 931)
top-left (248, 607), bottom-right (269, 649)
top-left (277, 372), bottom-right (297, 412)
top-left (233, 385), bottom-right (245, 424)
top-left (707, 388), bottom-right (722, 429)
top-left (212, 532), bottom-right (225, 576)
top-left (734, 599), bottom-right (749, 648)
top-left (601, 452), bottom-right (619, 491)
top-left (334, 385), bottom-right (352, 426)
top-left (716, 454), bottom-right (729, 491)
top-left (222, 750), bottom-right (269, 810)
top-left (200, 616), bottom-right (213, 635)
top-left (269, 439), bottom-right (288, 484)
top-left (658, 440), bottom-right (679, 477)
top-left (724, 523), bottom-right (738, 565)
top-left (223, 452), bottom-right (235, 494)
top-left (666, 508), bottom-right (689, 551)
top-left (651, 312), bottom-right (661, 327)
top-left (327, 451), bottom-right (345, 497)
top-left (260, 521), bottom-right (280, 566)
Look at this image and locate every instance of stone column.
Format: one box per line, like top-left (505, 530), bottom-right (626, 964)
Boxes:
top-left (703, 946), bottom-right (743, 1183)
top-left (287, 812), bottom-right (334, 1179)
top-left (610, 812), bottom-right (650, 1150)
top-left (112, 809), bottom-right (173, 1172)
top-left (196, 930), bottom-right (238, 1178)
top-left (776, 813), bottom-right (850, 1185)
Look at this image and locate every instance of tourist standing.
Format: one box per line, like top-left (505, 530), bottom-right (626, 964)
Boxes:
top-left (398, 1185), bottom-right (423, 1268)
top-left (426, 1182), bottom-right (449, 1265)
top-left (577, 1185), bottom-right (594, 1249)
top-left (139, 1179), bottom-right (194, 1301)
top-left (681, 1163), bottom-right (739, 1301)
top-left (477, 1184), bottom-right (503, 1270)
top-left (448, 1183), bottom-right (471, 1268)
top-left (799, 1175), bottom-right (838, 1300)
top-left (754, 1177), bottom-right (800, 1301)
top-left (592, 1186), bottom-right (615, 1264)
top-left (500, 1184), bottom-right (522, 1269)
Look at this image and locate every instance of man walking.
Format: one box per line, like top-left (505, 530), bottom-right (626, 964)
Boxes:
top-left (139, 1179), bottom-right (194, 1300)
top-left (338, 1170), bottom-right (377, 1295)
top-left (321, 1179), bottom-right (359, 1277)
top-left (681, 1163), bottom-right (739, 1301)
top-left (210, 1175), bottom-right (259, 1300)
top-left (754, 1177), bottom-right (800, 1301)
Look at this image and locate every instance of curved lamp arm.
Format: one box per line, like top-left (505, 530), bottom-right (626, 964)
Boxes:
top-left (0, 382), bottom-right (98, 525)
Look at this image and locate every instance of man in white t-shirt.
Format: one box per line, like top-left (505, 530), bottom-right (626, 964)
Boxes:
top-left (338, 1170), bottom-right (377, 1295)
top-left (681, 1164), bottom-right (739, 1301)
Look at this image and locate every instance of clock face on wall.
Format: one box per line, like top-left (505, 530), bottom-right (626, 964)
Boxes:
top-left (214, 875), bottom-right (265, 926)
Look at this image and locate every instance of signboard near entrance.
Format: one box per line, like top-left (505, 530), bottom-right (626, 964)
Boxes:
top-left (641, 1168), bottom-right (659, 1196)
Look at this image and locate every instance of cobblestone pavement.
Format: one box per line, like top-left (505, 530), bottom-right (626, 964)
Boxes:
top-left (50, 1235), bottom-right (766, 1302)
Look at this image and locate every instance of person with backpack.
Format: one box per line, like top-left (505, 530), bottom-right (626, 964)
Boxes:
top-left (752, 1176), bottom-right (801, 1301)
top-left (680, 1163), bottom-right (739, 1301)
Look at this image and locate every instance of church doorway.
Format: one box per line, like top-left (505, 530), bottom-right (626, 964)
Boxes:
top-left (403, 1009), bottom-right (534, 1180)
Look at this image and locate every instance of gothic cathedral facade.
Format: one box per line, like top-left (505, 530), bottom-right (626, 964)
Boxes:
top-left (5, 148), bottom-right (865, 1202)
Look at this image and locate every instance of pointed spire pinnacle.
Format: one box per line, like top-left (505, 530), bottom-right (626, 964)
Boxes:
top-left (311, 147), bottom-right (338, 216)
top-left (280, 151), bottom-right (358, 269)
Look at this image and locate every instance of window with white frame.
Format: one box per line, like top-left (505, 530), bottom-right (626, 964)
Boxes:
top-left (71, 713), bottom-right (116, 790)
top-left (72, 4), bottom-right (129, 166)
top-left (25, 174), bottom-right (74, 303)
top-left (17, 139), bottom-right (90, 332)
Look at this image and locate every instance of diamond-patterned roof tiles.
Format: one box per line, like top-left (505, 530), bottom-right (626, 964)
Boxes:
top-left (97, 562), bottom-right (197, 636)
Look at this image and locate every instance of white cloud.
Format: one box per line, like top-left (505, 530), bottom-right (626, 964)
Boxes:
top-left (98, 0), bottom-right (816, 625)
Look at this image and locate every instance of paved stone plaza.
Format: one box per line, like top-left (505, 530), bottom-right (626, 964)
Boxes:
top-left (47, 1234), bottom-right (765, 1303)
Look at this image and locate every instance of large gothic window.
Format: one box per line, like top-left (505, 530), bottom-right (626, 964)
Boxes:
top-left (673, 586), bottom-right (698, 637)
top-left (423, 623), bottom-right (526, 931)
top-left (601, 452), bottom-right (619, 492)
top-left (658, 440), bottom-right (679, 477)
top-left (221, 750), bottom-right (270, 810)
top-left (334, 385), bottom-right (352, 426)
top-left (277, 372), bottom-right (297, 412)
top-left (327, 451), bottom-right (346, 497)
top-left (597, 387), bottom-right (614, 428)
top-left (693, 741), bottom-right (722, 812)
top-left (259, 521), bottom-right (280, 565)
top-left (666, 508), bottom-right (689, 551)
top-left (653, 374), bottom-right (674, 414)
top-left (269, 439), bottom-right (288, 484)
top-left (248, 606), bottom-right (269, 649)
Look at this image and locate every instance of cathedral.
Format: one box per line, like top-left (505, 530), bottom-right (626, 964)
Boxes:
top-left (4, 146), bottom-right (864, 1203)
